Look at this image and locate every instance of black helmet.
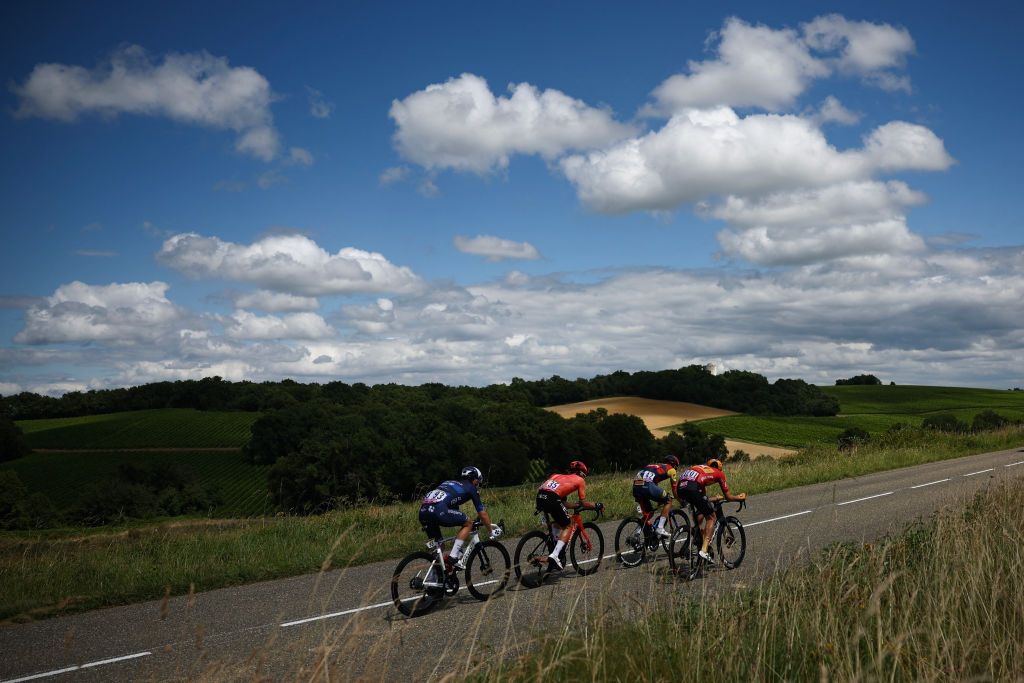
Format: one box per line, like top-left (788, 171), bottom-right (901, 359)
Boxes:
top-left (665, 454), bottom-right (680, 468)
top-left (460, 465), bottom-right (483, 483)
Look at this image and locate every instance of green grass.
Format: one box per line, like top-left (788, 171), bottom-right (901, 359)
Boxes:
top-left (15, 409), bottom-right (259, 449)
top-left (823, 384), bottom-right (1024, 415)
top-left (1, 450), bottom-right (271, 517)
top-left (2, 426), bottom-right (1022, 623)
top-left (472, 469), bottom-right (1024, 682)
top-left (695, 413), bottom-right (918, 448)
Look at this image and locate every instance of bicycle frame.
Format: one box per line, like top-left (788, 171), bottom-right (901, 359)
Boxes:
top-left (539, 505), bottom-right (593, 549)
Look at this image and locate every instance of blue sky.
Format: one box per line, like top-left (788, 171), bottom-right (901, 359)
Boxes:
top-left (1, 1), bottom-right (1022, 395)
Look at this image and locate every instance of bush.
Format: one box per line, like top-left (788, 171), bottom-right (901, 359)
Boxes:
top-left (727, 449), bottom-right (750, 463)
top-left (923, 414), bottom-right (968, 433)
top-left (0, 415), bottom-right (31, 462)
top-left (70, 462), bottom-right (220, 526)
top-left (0, 470), bottom-right (61, 529)
top-left (676, 424), bottom-right (728, 464)
top-left (838, 427), bottom-right (871, 450)
top-left (972, 410), bottom-right (1008, 433)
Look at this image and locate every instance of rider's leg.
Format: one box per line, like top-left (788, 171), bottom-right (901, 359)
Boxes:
top-left (701, 512), bottom-right (716, 553)
top-left (657, 499), bottom-right (672, 528)
top-left (550, 525), bottom-right (572, 558)
top-left (449, 517), bottom-right (474, 561)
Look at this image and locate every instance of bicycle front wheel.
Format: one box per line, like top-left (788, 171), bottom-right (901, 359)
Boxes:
top-left (717, 517), bottom-right (746, 569)
top-left (465, 540), bottom-right (511, 600)
top-left (391, 551), bottom-right (442, 617)
top-left (614, 517), bottom-right (646, 568)
top-left (514, 530), bottom-right (552, 584)
top-left (570, 522), bottom-right (605, 575)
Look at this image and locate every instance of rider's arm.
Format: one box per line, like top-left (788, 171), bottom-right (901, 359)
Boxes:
top-left (668, 467), bottom-right (679, 496)
top-left (716, 471), bottom-right (746, 502)
top-left (575, 478), bottom-right (597, 510)
top-left (478, 508), bottom-right (493, 527)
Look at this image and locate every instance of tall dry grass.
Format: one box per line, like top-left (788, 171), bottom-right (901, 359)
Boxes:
top-left (471, 477), bottom-right (1024, 682)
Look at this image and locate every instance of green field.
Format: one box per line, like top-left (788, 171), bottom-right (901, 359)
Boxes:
top-left (15, 409), bottom-right (259, 449)
top-left (1, 450), bottom-right (271, 517)
top-left (694, 385), bottom-right (1024, 448)
top-left (822, 384), bottom-right (1024, 415)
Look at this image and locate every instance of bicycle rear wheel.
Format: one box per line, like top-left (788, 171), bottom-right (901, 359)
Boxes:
top-left (717, 517), bottom-right (746, 569)
top-left (614, 517), bottom-right (646, 568)
top-left (514, 530), bottom-right (552, 584)
top-left (570, 522), bottom-right (605, 575)
top-left (465, 540), bottom-right (511, 600)
top-left (391, 551), bottom-right (443, 617)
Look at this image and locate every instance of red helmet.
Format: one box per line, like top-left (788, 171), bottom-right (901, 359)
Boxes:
top-left (568, 460), bottom-right (589, 477)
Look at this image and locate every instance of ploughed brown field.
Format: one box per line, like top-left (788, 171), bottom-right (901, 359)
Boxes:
top-left (545, 396), bottom-right (795, 459)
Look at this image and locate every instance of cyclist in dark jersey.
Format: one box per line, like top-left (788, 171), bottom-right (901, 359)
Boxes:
top-left (677, 458), bottom-right (747, 563)
top-left (419, 465), bottom-right (500, 569)
top-left (632, 455), bottom-right (681, 537)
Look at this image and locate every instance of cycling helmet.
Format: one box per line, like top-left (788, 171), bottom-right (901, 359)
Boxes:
top-left (665, 454), bottom-right (680, 468)
top-left (460, 465), bottom-right (483, 483)
top-left (568, 460), bottom-right (589, 478)
top-left (707, 458), bottom-right (723, 470)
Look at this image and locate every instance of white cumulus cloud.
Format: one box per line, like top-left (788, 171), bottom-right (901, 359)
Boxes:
top-left (390, 73), bottom-right (636, 173)
top-left (157, 232), bottom-right (423, 296)
top-left (224, 311), bottom-right (334, 340)
top-left (15, 281), bottom-right (187, 344)
top-left (13, 45), bottom-right (281, 160)
top-left (234, 290), bottom-right (319, 312)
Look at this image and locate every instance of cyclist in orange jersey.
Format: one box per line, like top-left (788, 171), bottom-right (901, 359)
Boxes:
top-left (535, 460), bottom-right (603, 570)
top-left (677, 458), bottom-right (746, 564)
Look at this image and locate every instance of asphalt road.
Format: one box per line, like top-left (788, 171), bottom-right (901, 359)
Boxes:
top-left (3, 446), bottom-right (1023, 682)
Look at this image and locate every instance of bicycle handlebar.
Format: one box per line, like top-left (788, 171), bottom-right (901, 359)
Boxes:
top-left (571, 503), bottom-right (603, 519)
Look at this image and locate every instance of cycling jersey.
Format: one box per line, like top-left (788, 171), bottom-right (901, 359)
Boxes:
top-left (633, 463), bottom-right (679, 489)
top-left (419, 479), bottom-right (485, 540)
top-left (537, 473), bottom-right (586, 502)
top-left (420, 479), bottom-right (485, 513)
top-left (679, 465), bottom-right (730, 495)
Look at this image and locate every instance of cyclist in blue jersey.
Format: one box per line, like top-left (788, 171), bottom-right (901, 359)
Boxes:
top-left (632, 455), bottom-right (681, 538)
top-left (419, 465), bottom-right (500, 569)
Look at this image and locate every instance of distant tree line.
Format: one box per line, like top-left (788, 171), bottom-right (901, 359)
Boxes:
top-left (835, 374), bottom-right (883, 386)
top-left (1, 366), bottom-right (840, 421)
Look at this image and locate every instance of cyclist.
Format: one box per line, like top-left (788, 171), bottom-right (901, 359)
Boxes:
top-left (535, 460), bottom-right (603, 570)
top-left (419, 465), bottom-right (500, 570)
top-left (632, 454), bottom-right (681, 538)
top-left (677, 458), bottom-right (747, 564)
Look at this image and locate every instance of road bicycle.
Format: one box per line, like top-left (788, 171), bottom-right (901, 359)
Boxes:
top-left (513, 503), bottom-right (605, 586)
top-left (391, 519), bottom-right (511, 617)
top-left (667, 499), bottom-right (746, 579)
top-left (614, 503), bottom-right (689, 568)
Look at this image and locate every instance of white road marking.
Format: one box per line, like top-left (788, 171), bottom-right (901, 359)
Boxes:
top-left (910, 478), bottom-right (951, 489)
top-left (837, 491), bottom-right (893, 506)
top-left (745, 510), bottom-right (813, 527)
top-left (281, 579), bottom-right (504, 627)
top-left (964, 468), bottom-right (993, 477)
top-left (2, 652), bottom-right (151, 683)
top-left (1004, 461), bottom-right (1024, 468)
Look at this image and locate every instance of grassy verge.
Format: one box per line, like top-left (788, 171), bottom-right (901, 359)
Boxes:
top-left (472, 469), bottom-right (1024, 681)
top-left (2, 427), bottom-right (1023, 623)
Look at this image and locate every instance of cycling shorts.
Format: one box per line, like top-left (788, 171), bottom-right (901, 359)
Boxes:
top-left (535, 490), bottom-right (571, 527)
top-left (632, 482), bottom-right (670, 514)
top-left (419, 504), bottom-right (468, 541)
top-left (678, 480), bottom-right (714, 516)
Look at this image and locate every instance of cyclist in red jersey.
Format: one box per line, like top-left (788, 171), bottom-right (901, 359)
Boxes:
top-left (535, 460), bottom-right (603, 569)
top-left (677, 458), bottom-right (746, 563)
